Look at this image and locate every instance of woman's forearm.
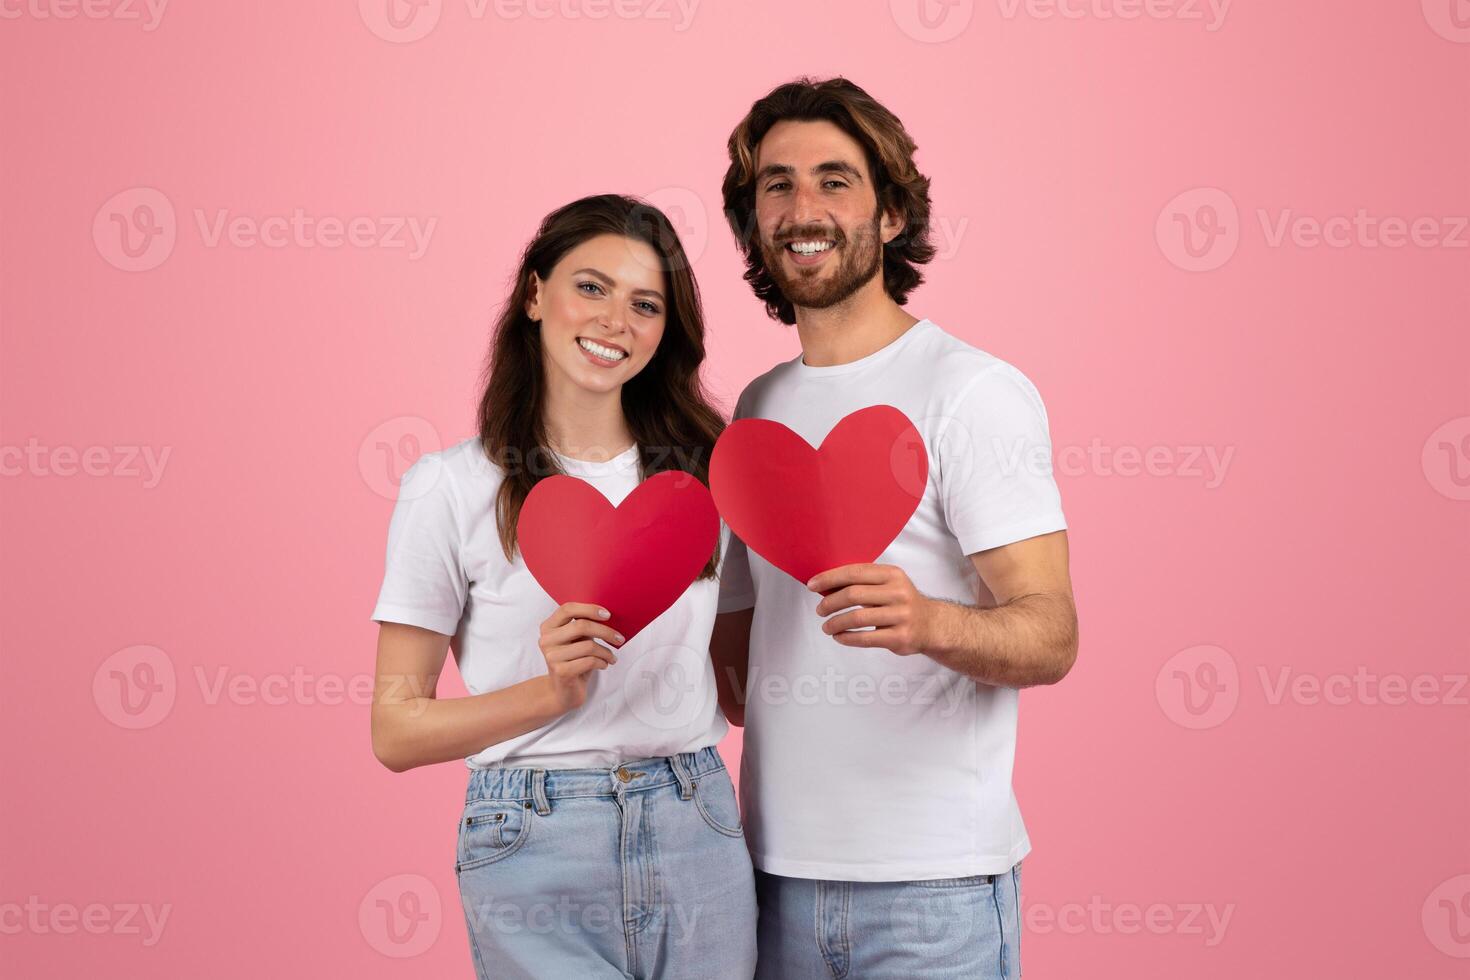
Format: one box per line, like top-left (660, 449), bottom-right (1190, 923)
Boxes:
top-left (371, 676), bottom-right (564, 772)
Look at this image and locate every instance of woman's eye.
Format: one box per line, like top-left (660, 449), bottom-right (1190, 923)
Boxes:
top-left (635, 301), bottom-right (660, 315)
top-left (577, 281), bottom-right (604, 296)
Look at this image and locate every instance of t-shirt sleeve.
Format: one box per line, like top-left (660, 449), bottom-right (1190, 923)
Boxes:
top-left (938, 363), bottom-right (1068, 556)
top-left (715, 387), bottom-right (757, 614)
top-left (370, 454), bottom-right (469, 636)
top-left (716, 523), bottom-right (756, 613)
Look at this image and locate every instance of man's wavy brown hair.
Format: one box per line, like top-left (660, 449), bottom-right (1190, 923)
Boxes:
top-left (721, 76), bottom-right (936, 325)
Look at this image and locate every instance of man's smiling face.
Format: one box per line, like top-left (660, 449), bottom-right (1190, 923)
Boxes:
top-left (752, 118), bottom-right (903, 315)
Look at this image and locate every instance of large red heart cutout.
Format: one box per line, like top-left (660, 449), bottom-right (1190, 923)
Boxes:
top-left (517, 469), bottom-right (719, 642)
top-left (709, 405), bottom-right (929, 585)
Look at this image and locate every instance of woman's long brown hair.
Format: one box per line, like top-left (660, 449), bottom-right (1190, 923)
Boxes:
top-left (476, 194), bottom-right (725, 578)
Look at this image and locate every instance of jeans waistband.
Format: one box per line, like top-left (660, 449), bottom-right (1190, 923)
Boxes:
top-left (464, 745), bottom-right (727, 809)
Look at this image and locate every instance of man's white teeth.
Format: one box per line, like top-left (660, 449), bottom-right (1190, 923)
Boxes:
top-left (578, 338), bottom-right (627, 361)
top-left (788, 240), bottom-right (834, 255)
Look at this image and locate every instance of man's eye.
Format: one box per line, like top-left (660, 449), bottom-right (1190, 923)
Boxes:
top-left (824, 180), bottom-right (848, 190)
top-left (765, 181), bottom-right (790, 193)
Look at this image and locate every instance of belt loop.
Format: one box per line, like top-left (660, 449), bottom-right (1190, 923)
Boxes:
top-left (531, 768), bottom-right (551, 815)
top-left (668, 753), bottom-right (694, 800)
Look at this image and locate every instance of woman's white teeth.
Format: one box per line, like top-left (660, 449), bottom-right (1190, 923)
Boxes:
top-left (578, 338), bottom-right (627, 361)
top-left (788, 240), bottom-right (834, 254)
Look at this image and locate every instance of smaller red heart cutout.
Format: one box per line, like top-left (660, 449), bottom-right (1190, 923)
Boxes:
top-left (517, 469), bottom-right (719, 642)
top-left (710, 405), bottom-right (929, 585)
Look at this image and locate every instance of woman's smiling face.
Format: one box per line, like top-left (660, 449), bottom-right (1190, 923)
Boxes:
top-left (527, 233), bottom-right (668, 398)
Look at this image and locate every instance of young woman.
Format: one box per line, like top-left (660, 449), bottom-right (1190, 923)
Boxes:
top-left (369, 195), bottom-right (756, 979)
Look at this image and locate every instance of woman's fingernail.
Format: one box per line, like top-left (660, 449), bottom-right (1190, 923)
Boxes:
top-left (613, 634), bottom-right (625, 645)
top-left (597, 608), bottom-right (610, 619)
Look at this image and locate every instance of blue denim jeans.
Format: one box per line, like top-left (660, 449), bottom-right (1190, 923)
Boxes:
top-left (753, 863), bottom-right (1023, 979)
top-left (455, 746), bottom-right (757, 979)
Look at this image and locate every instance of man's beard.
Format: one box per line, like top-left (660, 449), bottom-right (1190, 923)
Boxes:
top-left (759, 212), bottom-right (884, 315)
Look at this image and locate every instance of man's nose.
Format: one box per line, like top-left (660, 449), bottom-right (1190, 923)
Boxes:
top-left (790, 181), bottom-right (827, 228)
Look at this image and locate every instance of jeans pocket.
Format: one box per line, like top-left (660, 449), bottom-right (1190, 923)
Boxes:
top-left (692, 767), bottom-right (744, 838)
top-left (456, 800), bottom-right (533, 873)
top-left (908, 873), bottom-right (997, 890)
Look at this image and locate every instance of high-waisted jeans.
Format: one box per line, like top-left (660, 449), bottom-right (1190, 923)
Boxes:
top-left (455, 745), bottom-right (757, 979)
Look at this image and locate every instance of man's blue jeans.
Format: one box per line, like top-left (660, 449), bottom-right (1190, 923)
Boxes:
top-left (754, 862), bottom-right (1023, 979)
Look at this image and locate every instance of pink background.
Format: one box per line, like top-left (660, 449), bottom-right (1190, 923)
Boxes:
top-left (3, 1), bottom-right (1467, 976)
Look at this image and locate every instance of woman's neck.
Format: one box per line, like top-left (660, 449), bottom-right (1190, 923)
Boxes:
top-left (541, 376), bottom-right (635, 463)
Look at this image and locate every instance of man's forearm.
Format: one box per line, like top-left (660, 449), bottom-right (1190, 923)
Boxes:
top-left (921, 591), bottom-right (1078, 688)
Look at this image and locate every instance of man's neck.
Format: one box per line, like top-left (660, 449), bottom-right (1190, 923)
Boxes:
top-left (794, 280), bottom-right (920, 368)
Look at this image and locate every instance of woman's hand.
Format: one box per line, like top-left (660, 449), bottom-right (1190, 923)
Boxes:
top-left (537, 602), bottom-right (624, 713)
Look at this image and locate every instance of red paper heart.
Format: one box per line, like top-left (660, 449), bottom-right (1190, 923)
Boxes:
top-left (517, 469), bottom-right (719, 642)
top-left (709, 405), bottom-right (929, 585)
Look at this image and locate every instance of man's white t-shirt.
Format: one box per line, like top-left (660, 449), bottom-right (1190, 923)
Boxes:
top-left (372, 439), bottom-right (728, 770)
top-left (718, 318), bottom-right (1067, 881)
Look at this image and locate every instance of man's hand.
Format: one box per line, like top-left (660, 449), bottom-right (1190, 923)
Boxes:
top-left (809, 563), bottom-right (935, 655)
top-left (807, 532), bottom-right (1079, 687)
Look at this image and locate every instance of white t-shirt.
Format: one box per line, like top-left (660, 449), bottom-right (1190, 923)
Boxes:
top-left (718, 318), bottom-right (1068, 881)
top-left (371, 439), bottom-right (728, 770)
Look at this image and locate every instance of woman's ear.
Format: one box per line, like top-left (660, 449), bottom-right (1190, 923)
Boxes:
top-left (524, 272), bottom-right (543, 323)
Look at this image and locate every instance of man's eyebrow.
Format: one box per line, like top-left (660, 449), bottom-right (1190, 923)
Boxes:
top-left (568, 267), bottom-right (665, 303)
top-left (754, 160), bottom-right (866, 185)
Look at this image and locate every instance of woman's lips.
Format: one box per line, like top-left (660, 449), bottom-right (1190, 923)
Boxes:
top-left (576, 338), bottom-right (628, 368)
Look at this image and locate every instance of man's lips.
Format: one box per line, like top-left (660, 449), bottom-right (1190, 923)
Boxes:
top-left (780, 238), bottom-right (838, 267)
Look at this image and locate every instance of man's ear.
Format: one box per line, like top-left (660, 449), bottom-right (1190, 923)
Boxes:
top-left (879, 201), bottom-right (906, 246)
top-left (524, 272), bottom-right (543, 321)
